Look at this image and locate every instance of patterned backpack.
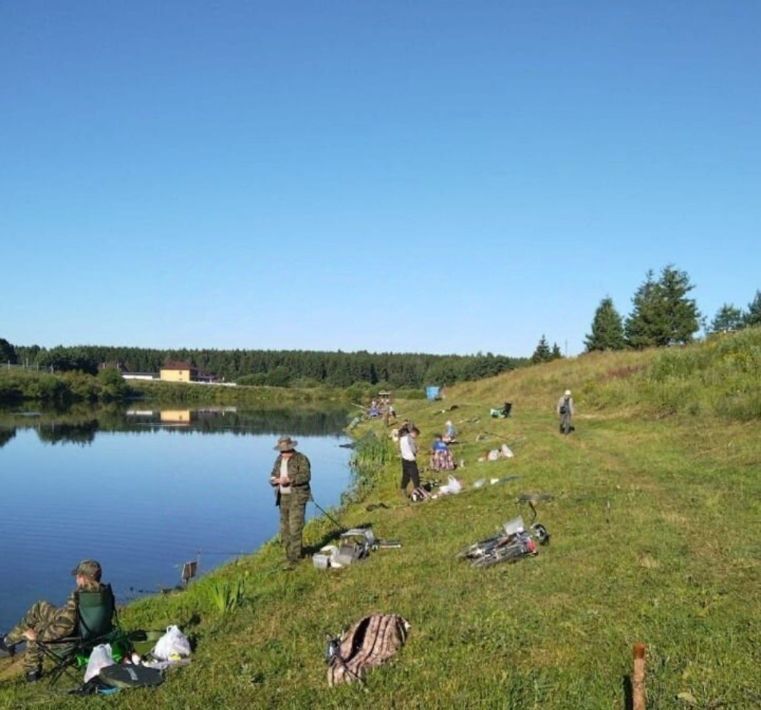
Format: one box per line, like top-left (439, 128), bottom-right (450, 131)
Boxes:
top-left (326, 613), bottom-right (410, 687)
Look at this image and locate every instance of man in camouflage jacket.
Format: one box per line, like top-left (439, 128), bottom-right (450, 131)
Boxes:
top-left (0, 559), bottom-right (106, 681)
top-left (269, 436), bottom-right (312, 568)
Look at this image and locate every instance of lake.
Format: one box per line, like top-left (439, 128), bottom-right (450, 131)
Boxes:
top-left (0, 404), bottom-right (353, 631)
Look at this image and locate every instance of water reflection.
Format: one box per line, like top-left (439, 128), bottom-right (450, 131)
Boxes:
top-left (0, 403), bottom-right (353, 630)
top-left (0, 428), bottom-right (15, 448)
top-left (0, 404), bottom-right (350, 447)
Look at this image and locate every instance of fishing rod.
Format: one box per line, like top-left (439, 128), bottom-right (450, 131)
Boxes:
top-left (311, 496), bottom-right (345, 532)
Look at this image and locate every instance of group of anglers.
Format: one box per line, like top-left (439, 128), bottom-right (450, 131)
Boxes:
top-left (0, 390), bottom-right (576, 683)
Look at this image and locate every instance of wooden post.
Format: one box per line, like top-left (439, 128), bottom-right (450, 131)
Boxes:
top-left (632, 643), bottom-right (646, 710)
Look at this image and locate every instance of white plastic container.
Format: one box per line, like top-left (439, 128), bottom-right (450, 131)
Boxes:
top-left (312, 553), bottom-right (331, 570)
top-left (503, 516), bottom-right (525, 536)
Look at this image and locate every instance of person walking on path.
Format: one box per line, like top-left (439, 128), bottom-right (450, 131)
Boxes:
top-left (556, 389), bottom-right (575, 435)
top-left (0, 560), bottom-right (106, 682)
top-left (269, 436), bottom-right (311, 569)
top-left (399, 426), bottom-right (421, 498)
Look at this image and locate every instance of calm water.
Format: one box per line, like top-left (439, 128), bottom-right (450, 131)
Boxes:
top-left (0, 405), bottom-right (352, 631)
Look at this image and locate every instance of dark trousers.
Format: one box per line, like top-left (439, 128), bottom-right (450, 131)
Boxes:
top-left (400, 459), bottom-right (420, 491)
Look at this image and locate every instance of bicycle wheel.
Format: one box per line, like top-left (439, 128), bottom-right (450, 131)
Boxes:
top-left (471, 542), bottom-right (525, 568)
top-left (457, 534), bottom-right (504, 560)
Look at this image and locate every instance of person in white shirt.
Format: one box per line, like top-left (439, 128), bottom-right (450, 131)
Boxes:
top-left (399, 426), bottom-right (420, 498)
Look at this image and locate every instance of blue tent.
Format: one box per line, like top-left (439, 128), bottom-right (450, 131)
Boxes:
top-left (425, 385), bottom-right (441, 401)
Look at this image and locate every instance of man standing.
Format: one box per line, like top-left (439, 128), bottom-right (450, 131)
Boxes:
top-left (556, 389), bottom-right (575, 435)
top-left (0, 560), bottom-right (106, 682)
top-left (269, 436), bottom-right (311, 569)
top-left (399, 426), bottom-right (421, 498)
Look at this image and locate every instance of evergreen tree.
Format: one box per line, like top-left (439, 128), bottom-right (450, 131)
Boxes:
top-left (745, 290), bottom-right (761, 327)
top-left (551, 342), bottom-right (563, 360)
top-left (625, 270), bottom-right (665, 349)
top-left (659, 265), bottom-right (700, 344)
top-left (710, 304), bottom-right (745, 334)
top-left (531, 335), bottom-right (552, 364)
top-left (585, 297), bottom-right (626, 351)
top-left (0, 338), bottom-right (17, 364)
top-left (625, 266), bottom-right (700, 348)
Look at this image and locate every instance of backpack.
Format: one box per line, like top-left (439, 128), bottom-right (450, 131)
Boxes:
top-left (327, 614), bottom-right (410, 687)
top-left (98, 664), bottom-right (164, 689)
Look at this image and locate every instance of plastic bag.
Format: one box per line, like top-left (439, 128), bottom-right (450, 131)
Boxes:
top-left (152, 625), bottom-right (191, 660)
top-left (438, 475), bottom-right (463, 496)
top-left (85, 643), bottom-right (115, 683)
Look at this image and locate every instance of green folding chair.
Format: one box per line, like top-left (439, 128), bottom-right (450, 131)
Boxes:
top-left (38, 584), bottom-right (134, 686)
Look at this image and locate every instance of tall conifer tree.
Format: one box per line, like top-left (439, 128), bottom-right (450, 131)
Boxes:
top-left (625, 266), bottom-right (700, 348)
top-left (625, 270), bottom-right (665, 348)
top-left (659, 265), bottom-right (701, 344)
top-left (585, 297), bottom-right (626, 351)
top-left (745, 290), bottom-right (761, 327)
top-left (710, 304), bottom-right (745, 334)
top-left (531, 335), bottom-right (552, 363)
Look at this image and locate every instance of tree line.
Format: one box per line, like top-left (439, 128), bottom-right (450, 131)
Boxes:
top-left (1, 342), bottom-right (527, 388)
top-left (584, 265), bottom-right (760, 352)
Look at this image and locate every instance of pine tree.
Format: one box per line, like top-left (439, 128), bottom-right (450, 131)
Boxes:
top-left (745, 290), bottom-right (761, 327)
top-left (625, 266), bottom-right (700, 348)
top-left (585, 297), bottom-right (626, 351)
top-left (531, 335), bottom-right (552, 364)
top-left (551, 342), bottom-right (563, 360)
top-left (710, 304), bottom-right (745, 334)
top-left (625, 270), bottom-right (665, 349)
top-left (659, 265), bottom-right (700, 344)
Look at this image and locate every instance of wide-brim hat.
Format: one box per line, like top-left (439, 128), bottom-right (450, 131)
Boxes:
top-left (274, 436), bottom-right (298, 452)
top-left (71, 559), bottom-right (102, 580)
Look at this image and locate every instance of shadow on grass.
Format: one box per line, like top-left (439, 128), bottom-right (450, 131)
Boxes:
top-left (622, 674), bottom-right (633, 710)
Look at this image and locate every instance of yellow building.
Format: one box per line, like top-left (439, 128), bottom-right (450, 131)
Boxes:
top-left (160, 409), bottom-right (192, 424)
top-left (159, 361), bottom-right (196, 383)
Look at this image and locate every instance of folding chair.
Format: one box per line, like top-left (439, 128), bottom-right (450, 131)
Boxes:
top-left (37, 584), bottom-right (132, 686)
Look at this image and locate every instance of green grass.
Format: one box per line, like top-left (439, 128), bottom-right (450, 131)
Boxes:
top-left (1, 331), bottom-right (759, 708)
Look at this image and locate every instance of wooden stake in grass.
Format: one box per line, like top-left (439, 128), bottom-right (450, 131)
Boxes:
top-left (632, 643), bottom-right (646, 710)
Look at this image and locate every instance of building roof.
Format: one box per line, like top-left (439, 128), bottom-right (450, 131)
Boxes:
top-left (161, 360), bottom-right (196, 371)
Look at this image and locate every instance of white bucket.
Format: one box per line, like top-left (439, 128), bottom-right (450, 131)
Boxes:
top-left (312, 553), bottom-right (331, 570)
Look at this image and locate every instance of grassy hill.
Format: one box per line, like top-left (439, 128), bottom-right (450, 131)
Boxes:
top-left (1, 330), bottom-right (759, 708)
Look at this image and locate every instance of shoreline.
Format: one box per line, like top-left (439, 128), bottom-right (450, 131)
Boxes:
top-left (1, 331), bottom-right (759, 706)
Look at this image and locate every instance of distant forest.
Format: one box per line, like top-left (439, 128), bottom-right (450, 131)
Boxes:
top-left (7, 343), bottom-right (528, 388)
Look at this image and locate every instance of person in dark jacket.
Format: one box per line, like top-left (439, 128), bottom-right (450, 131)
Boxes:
top-left (269, 436), bottom-right (311, 569)
top-left (0, 560), bottom-right (107, 682)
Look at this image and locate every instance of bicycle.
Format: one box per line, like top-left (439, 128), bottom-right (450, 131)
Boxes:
top-left (458, 517), bottom-right (550, 568)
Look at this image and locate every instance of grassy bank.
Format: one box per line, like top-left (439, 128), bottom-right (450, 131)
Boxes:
top-left (1, 331), bottom-right (759, 708)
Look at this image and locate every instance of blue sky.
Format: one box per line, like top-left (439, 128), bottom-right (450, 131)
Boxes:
top-left (1, 1), bottom-right (759, 356)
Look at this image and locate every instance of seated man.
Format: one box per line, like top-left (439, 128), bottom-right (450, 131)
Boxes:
top-left (0, 559), bottom-right (106, 682)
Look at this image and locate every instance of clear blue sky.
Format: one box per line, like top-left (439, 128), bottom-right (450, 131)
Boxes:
top-left (1, 1), bottom-right (759, 356)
